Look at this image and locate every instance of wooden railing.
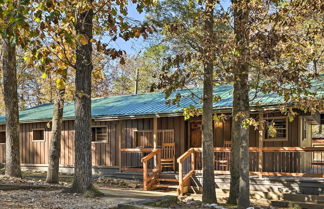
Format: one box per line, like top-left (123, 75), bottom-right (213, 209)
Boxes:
top-left (177, 146), bottom-right (324, 195)
top-left (141, 149), bottom-right (161, 190)
top-left (177, 148), bottom-right (195, 195)
top-left (120, 148), bottom-right (154, 171)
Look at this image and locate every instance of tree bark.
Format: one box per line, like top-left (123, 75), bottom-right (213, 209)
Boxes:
top-left (46, 74), bottom-right (66, 184)
top-left (202, 0), bottom-right (216, 204)
top-left (71, 3), bottom-right (94, 193)
top-left (2, 37), bottom-right (22, 177)
top-left (228, 0), bottom-right (250, 208)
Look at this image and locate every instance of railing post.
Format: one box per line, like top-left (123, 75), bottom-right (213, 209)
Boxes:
top-left (153, 116), bottom-right (158, 167)
top-left (191, 149), bottom-right (195, 171)
top-left (118, 120), bottom-right (122, 172)
top-left (157, 149), bottom-right (161, 172)
top-left (258, 113), bottom-right (264, 177)
top-left (143, 160), bottom-right (148, 190)
top-left (178, 160), bottom-right (183, 195)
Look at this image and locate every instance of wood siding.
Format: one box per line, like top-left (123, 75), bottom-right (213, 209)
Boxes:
top-left (0, 116), bottom-right (187, 168)
top-left (0, 113), bottom-right (303, 169)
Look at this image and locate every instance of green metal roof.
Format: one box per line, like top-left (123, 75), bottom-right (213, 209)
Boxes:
top-left (0, 76), bottom-right (323, 123)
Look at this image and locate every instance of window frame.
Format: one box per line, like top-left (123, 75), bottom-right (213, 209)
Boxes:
top-left (134, 129), bottom-right (175, 147)
top-left (32, 128), bottom-right (46, 142)
top-left (91, 126), bottom-right (109, 143)
top-left (0, 131), bottom-right (6, 144)
top-left (264, 116), bottom-right (288, 142)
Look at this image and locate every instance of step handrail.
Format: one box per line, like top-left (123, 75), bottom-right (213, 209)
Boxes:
top-left (177, 148), bottom-right (195, 195)
top-left (141, 149), bottom-right (161, 190)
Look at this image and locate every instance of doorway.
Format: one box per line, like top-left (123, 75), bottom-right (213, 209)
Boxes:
top-left (190, 121), bottom-right (202, 147)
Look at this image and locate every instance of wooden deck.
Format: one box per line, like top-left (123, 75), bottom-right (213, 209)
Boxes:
top-left (120, 146), bottom-right (324, 195)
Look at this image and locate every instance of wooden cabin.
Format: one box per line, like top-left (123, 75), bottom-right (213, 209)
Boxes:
top-left (0, 78), bottom-right (323, 194)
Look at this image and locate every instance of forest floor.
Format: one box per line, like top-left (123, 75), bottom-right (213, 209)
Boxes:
top-left (0, 168), bottom-right (274, 209)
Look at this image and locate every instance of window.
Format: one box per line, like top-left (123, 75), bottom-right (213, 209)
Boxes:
top-left (92, 127), bottom-right (108, 142)
top-left (134, 129), bottom-right (175, 147)
top-left (33, 129), bottom-right (45, 141)
top-left (0, 131), bottom-right (5, 144)
top-left (264, 117), bottom-right (288, 141)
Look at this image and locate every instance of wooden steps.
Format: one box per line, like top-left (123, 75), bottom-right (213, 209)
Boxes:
top-left (152, 173), bottom-right (179, 190)
top-left (272, 194), bottom-right (324, 209)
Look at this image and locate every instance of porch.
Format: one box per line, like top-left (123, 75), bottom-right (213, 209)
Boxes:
top-left (118, 146), bottom-right (324, 195)
top-left (117, 116), bottom-right (324, 195)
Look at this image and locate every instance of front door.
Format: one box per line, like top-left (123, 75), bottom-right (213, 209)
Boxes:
top-left (190, 121), bottom-right (202, 147)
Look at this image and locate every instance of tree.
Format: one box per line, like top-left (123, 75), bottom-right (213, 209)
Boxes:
top-left (147, 0), bottom-right (230, 203)
top-left (147, 0), bottom-right (323, 207)
top-left (46, 70), bottom-right (67, 183)
top-left (72, 0), bottom-right (94, 192)
top-left (2, 32), bottom-right (21, 177)
top-left (201, 0), bottom-right (217, 203)
top-left (0, 0), bottom-right (31, 178)
top-left (31, 0), bottom-right (154, 192)
top-left (228, 0), bottom-right (250, 207)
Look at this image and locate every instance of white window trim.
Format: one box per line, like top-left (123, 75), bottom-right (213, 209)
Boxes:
top-left (91, 126), bottom-right (109, 143)
top-left (32, 128), bottom-right (46, 142)
top-left (0, 131), bottom-right (5, 144)
top-left (264, 116), bottom-right (288, 142)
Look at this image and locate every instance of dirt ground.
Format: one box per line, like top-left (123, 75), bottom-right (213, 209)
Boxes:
top-left (0, 169), bottom-right (274, 209)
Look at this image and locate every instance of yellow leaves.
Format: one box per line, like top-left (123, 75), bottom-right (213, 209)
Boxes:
top-left (46, 121), bottom-right (51, 129)
top-left (41, 73), bottom-right (47, 79)
top-left (267, 122), bottom-right (277, 138)
top-left (183, 105), bottom-right (202, 120)
top-left (58, 62), bottom-right (67, 70)
top-left (56, 79), bottom-right (65, 90)
top-left (78, 34), bottom-right (89, 45)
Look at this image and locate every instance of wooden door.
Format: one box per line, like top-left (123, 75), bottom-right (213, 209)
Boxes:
top-left (190, 121), bottom-right (202, 147)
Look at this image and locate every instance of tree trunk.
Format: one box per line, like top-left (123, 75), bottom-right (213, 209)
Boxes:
top-left (46, 74), bottom-right (66, 184)
top-left (228, 0), bottom-right (250, 208)
top-left (2, 37), bottom-right (22, 178)
top-left (319, 124), bottom-right (322, 134)
top-left (71, 4), bottom-right (94, 193)
top-left (3, 38), bottom-right (21, 177)
top-left (202, 0), bottom-right (216, 204)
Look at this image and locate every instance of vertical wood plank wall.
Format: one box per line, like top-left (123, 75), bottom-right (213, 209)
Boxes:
top-left (0, 113), bottom-right (301, 169)
top-left (0, 116), bottom-right (187, 168)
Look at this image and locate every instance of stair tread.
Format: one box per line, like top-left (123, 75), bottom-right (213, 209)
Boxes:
top-left (154, 184), bottom-right (178, 189)
top-left (159, 178), bottom-right (178, 182)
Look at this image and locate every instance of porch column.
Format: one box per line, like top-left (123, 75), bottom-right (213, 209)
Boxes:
top-left (153, 116), bottom-right (158, 150)
top-left (153, 116), bottom-right (158, 167)
top-left (258, 113), bottom-right (264, 176)
top-left (118, 120), bottom-right (122, 172)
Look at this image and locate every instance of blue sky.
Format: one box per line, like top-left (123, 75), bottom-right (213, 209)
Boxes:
top-left (112, 0), bottom-right (231, 56)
